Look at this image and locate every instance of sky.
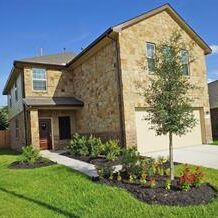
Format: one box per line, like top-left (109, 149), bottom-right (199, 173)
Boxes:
top-left (0, 0), bottom-right (218, 106)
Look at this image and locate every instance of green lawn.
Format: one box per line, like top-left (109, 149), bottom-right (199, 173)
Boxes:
top-left (0, 150), bottom-right (218, 218)
top-left (212, 138), bottom-right (218, 145)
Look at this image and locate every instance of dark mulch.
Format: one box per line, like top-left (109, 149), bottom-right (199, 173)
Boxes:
top-left (63, 152), bottom-right (122, 167)
top-left (9, 157), bottom-right (56, 169)
top-left (97, 176), bottom-right (218, 206)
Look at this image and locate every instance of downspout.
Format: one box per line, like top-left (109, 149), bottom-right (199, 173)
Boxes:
top-left (106, 34), bottom-right (126, 147)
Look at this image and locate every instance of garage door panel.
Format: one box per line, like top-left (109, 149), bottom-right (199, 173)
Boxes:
top-left (135, 110), bottom-right (202, 154)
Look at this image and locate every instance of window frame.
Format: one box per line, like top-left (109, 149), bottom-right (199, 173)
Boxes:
top-left (180, 49), bottom-right (190, 76)
top-left (32, 68), bottom-right (47, 92)
top-left (9, 94), bottom-right (12, 107)
top-left (146, 42), bottom-right (156, 73)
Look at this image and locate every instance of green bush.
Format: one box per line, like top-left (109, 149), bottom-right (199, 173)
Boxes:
top-left (68, 133), bottom-right (89, 156)
top-left (88, 135), bottom-right (103, 158)
top-left (103, 139), bottom-right (121, 161)
top-left (18, 145), bottom-right (40, 163)
top-left (97, 165), bottom-right (115, 179)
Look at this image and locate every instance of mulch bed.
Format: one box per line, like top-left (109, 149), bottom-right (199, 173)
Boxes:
top-left (63, 152), bottom-right (122, 167)
top-left (96, 176), bottom-right (218, 206)
top-left (9, 157), bottom-right (56, 169)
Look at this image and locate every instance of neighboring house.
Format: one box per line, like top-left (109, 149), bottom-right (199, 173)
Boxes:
top-left (3, 4), bottom-right (213, 153)
top-left (208, 80), bottom-right (218, 138)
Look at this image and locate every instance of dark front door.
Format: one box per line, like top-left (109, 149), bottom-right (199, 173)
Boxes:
top-left (39, 119), bottom-right (52, 150)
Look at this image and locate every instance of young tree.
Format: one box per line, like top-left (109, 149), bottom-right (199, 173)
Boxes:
top-left (137, 31), bottom-right (197, 180)
top-left (0, 106), bottom-right (9, 130)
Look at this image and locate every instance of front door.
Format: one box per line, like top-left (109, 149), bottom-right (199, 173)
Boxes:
top-left (39, 119), bottom-right (52, 150)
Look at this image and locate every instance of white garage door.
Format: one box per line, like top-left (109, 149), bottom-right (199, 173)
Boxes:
top-left (135, 109), bottom-right (202, 154)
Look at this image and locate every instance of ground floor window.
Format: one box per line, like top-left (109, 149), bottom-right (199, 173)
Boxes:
top-left (58, 116), bottom-right (71, 140)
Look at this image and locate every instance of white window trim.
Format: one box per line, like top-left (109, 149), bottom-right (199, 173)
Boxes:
top-left (32, 68), bottom-right (48, 92)
top-left (146, 42), bottom-right (156, 73)
top-left (14, 80), bottom-right (18, 101)
top-left (180, 49), bottom-right (190, 76)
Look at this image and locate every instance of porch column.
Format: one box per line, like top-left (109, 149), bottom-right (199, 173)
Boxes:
top-left (30, 109), bottom-right (40, 149)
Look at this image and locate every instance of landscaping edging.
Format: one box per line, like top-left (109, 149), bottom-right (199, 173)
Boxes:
top-left (96, 177), bottom-right (218, 206)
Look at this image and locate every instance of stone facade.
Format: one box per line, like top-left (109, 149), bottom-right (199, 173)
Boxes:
top-left (118, 10), bottom-right (212, 147)
top-left (5, 7), bottom-right (213, 151)
top-left (69, 41), bottom-right (122, 141)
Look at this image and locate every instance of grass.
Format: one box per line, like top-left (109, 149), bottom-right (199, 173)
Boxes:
top-left (212, 138), bottom-right (218, 145)
top-left (0, 150), bottom-right (218, 218)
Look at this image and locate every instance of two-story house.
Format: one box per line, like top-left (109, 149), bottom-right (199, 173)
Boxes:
top-left (3, 4), bottom-right (213, 153)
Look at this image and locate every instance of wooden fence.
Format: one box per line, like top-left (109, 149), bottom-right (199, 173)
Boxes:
top-left (0, 130), bottom-right (10, 148)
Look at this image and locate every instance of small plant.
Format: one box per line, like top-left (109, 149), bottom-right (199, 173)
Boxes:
top-left (117, 172), bottom-right (122, 181)
top-left (68, 133), bottom-right (89, 156)
top-left (156, 156), bottom-right (167, 176)
top-left (18, 145), bottom-right (40, 163)
top-left (109, 171), bottom-right (114, 180)
top-left (128, 174), bottom-right (137, 183)
top-left (165, 179), bottom-right (171, 190)
top-left (179, 165), bottom-right (204, 191)
top-left (88, 135), bottom-right (103, 158)
top-left (104, 139), bottom-right (121, 161)
top-left (149, 179), bottom-right (156, 188)
top-left (97, 166), bottom-right (114, 179)
top-left (140, 173), bottom-right (147, 185)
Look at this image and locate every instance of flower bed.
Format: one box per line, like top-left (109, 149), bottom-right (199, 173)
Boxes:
top-left (97, 176), bottom-right (217, 206)
top-left (9, 145), bottom-right (55, 169)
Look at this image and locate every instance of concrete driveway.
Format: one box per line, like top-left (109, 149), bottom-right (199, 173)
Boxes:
top-left (145, 145), bottom-right (218, 170)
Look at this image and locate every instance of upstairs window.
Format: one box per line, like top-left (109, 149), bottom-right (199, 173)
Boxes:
top-left (146, 42), bottom-right (155, 73)
top-left (180, 50), bottom-right (189, 75)
top-left (32, 68), bottom-right (47, 91)
top-left (14, 80), bottom-right (18, 101)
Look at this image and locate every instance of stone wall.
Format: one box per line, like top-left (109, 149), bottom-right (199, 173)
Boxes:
top-left (24, 67), bottom-right (75, 98)
top-left (70, 41), bottom-right (122, 142)
top-left (118, 10), bottom-right (212, 147)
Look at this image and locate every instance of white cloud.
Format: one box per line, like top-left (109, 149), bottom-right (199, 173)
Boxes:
top-left (208, 78), bottom-right (215, 83)
top-left (210, 45), bottom-right (218, 55)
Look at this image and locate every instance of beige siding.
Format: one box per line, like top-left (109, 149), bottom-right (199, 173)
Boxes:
top-left (118, 10), bottom-right (212, 147)
top-left (8, 73), bottom-right (24, 120)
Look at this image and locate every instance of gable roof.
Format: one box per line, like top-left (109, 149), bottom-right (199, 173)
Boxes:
top-left (16, 52), bottom-right (77, 66)
top-left (67, 4), bottom-right (211, 67)
top-left (112, 3), bottom-right (211, 55)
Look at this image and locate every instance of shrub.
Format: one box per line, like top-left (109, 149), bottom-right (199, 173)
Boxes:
top-left (149, 178), bottom-right (156, 188)
top-left (179, 165), bottom-right (204, 191)
top-left (68, 133), bottom-right (89, 156)
top-left (165, 179), bottom-right (171, 190)
top-left (88, 135), bottom-right (103, 158)
top-left (121, 148), bottom-right (143, 178)
top-left (18, 145), bottom-right (40, 163)
top-left (104, 139), bottom-right (121, 161)
top-left (97, 165), bottom-right (114, 179)
top-left (156, 156), bottom-right (168, 176)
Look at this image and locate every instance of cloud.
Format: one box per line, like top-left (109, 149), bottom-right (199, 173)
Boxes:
top-left (210, 45), bottom-right (218, 55)
top-left (208, 78), bottom-right (215, 83)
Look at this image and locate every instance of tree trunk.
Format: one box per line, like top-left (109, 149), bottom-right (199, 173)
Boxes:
top-left (169, 132), bottom-right (174, 181)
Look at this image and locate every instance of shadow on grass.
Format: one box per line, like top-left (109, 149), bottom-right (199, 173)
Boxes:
top-left (0, 187), bottom-right (79, 218)
top-left (0, 149), bottom-right (20, 156)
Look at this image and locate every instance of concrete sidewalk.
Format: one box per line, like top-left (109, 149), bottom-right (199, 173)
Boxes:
top-left (40, 150), bottom-right (98, 178)
top-left (144, 144), bottom-right (218, 170)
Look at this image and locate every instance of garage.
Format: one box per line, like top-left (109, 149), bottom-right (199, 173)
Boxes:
top-left (135, 109), bottom-right (203, 154)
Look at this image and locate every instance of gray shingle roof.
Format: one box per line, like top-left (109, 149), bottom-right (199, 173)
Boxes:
top-left (23, 97), bottom-right (84, 107)
top-left (208, 80), bottom-right (218, 109)
top-left (18, 52), bottom-right (77, 66)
